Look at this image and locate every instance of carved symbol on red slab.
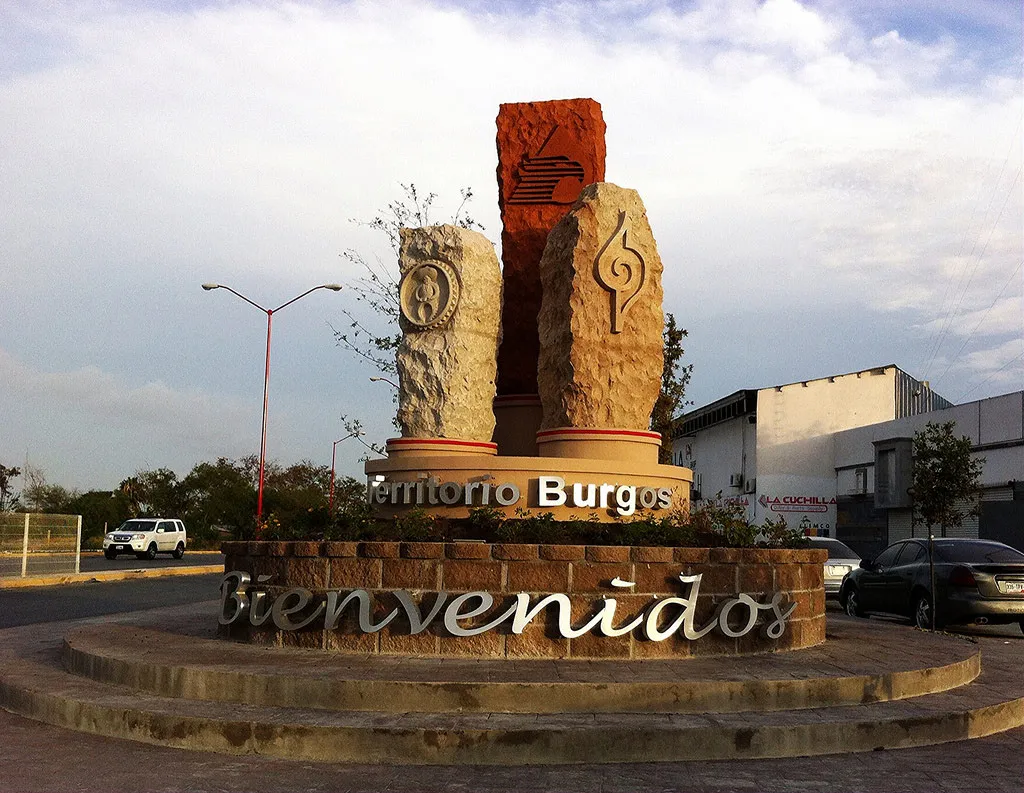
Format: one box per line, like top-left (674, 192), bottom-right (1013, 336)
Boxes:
top-left (508, 125), bottom-right (589, 204)
top-left (594, 210), bottom-right (646, 334)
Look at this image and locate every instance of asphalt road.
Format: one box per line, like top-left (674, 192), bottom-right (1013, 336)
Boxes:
top-left (0, 573), bottom-right (222, 629)
top-left (79, 551), bottom-right (223, 573)
top-left (824, 600), bottom-right (1024, 641)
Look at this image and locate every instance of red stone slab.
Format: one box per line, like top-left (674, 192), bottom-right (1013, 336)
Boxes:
top-left (495, 98), bottom-right (606, 397)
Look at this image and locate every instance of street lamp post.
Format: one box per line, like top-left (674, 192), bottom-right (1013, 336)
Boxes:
top-left (329, 431), bottom-right (364, 514)
top-left (202, 282), bottom-right (342, 527)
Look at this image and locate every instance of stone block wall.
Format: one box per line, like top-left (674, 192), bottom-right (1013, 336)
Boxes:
top-left (220, 541), bottom-right (827, 659)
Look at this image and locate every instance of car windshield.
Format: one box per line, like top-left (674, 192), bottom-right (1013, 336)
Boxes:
top-left (934, 541), bottom-right (1024, 564)
top-left (118, 520), bottom-right (157, 532)
top-left (813, 539), bottom-right (859, 560)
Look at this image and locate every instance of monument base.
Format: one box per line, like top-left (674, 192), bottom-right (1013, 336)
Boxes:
top-left (536, 427), bottom-right (662, 463)
top-left (3, 609), bottom-right (1013, 765)
top-left (369, 429), bottom-right (686, 522)
top-left (219, 541), bottom-right (825, 659)
top-left (492, 394), bottom-right (542, 456)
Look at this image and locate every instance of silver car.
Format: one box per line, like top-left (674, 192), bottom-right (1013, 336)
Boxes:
top-left (808, 537), bottom-right (861, 597)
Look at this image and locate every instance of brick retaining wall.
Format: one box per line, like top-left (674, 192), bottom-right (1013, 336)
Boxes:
top-left (220, 541), bottom-right (827, 659)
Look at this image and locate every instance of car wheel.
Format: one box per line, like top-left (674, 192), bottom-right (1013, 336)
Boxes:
top-left (104, 549), bottom-right (116, 560)
top-left (145, 543), bottom-right (157, 561)
top-left (843, 587), bottom-right (865, 617)
top-left (172, 542), bottom-right (185, 560)
top-left (913, 593), bottom-right (943, 630)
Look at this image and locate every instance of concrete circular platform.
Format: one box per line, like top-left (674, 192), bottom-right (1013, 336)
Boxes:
top-left (61, 617), bottom-right (979, 714)
top-left (1, 603), bottom-right (1023, 765)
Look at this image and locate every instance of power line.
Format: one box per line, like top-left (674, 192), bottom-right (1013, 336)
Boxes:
top-left (921, 118), bottom-right (1022, 380)
top-left (925, 163), bottom-right (1023, 385)
top-left (956, 348), bottom-right (1024, 403)
top-left (937, 256), bottom-right (1023, 385)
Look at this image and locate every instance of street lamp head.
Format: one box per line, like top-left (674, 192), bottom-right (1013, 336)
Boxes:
top-left (201, 283), bottom-right (220, 291)
top-left (323, 284), bottom-right (343, 291)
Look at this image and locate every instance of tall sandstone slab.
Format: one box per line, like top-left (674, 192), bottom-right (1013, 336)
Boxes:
top-left (537, 183), bottom-right (664, 430)
top-left (495, 98), bottom-right (606, 397)
top-left (396, 225), bottom-right (502, 441)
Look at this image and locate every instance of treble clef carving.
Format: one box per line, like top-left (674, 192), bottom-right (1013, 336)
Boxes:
top-left (593, 210), bottom-right (646, 334)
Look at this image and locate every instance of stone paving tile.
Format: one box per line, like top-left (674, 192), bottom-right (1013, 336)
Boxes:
top-left (2, 603), bottom-right (1022, 791)
top-left (69, 612), bottom-right (980, 690)
top-left (1, 701), bottom-right (1022, 793)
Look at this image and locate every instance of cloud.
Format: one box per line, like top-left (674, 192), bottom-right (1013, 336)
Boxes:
top-left (0, 0), bottom-right (1019, 490)
top-left (0, 346), bottom-right (251, 455)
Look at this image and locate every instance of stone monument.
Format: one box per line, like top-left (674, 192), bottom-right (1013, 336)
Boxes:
top-left (366, 97), bottom-right (691, 520)
top-left (493, 98), bottom-right (606, 455)
top-left (211, 99), bottom-right (828, 665)
top-left (537, 182), bottom-right (664, 433)
top-left (395, 225), bottom-right (502, 449)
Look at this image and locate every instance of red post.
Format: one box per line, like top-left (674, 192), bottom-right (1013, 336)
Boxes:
top-left (201, 282), bottom-right (342, 535)
top-left (329, 440), bottom-right (338, 515)
top-left (256, 309), bottom-right (273, 529)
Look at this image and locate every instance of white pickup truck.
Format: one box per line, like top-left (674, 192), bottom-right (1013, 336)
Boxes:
top-left (103, 518), bottom-right (187, 560)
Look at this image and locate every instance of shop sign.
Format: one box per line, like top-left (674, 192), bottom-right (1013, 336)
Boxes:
top-left (758, 494), bottom-right (836, 514)
top-left (219, 571), bottom-right (796, 642)
top-left (368, 474), bottom-right (673, 517)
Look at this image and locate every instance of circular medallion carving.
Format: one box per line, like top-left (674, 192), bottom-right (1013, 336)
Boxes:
top-left (399, 261), bottom-right (460, 330)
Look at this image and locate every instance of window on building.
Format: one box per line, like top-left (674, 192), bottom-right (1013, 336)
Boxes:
top-left (876, 450), bottom-right (893, 502)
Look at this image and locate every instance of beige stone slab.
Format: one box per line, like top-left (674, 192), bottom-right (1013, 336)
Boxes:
top-left (537, 183), bottom-right (664, 431)
top-left (396, 225), bottom-right (502, 442)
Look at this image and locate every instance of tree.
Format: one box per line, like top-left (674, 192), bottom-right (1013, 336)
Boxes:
top-left (0, 464), bottom-right (21, 512)
top-left (912, 421), bottom-right (984, 536)
top-left (179, 458), bottom-right (257, 542)
top-left (650, 313), bottom-right (693, 465)
top-left (332, 183), bottom-right (484, 376)
top-left (68, 490), bottom-right (133, 546)
top-left (120, 468), bottom-right (184, 517)
top-left (262, 459), bottom-right (333, 536)
top-left (19, 465), bottom-right (79, 514)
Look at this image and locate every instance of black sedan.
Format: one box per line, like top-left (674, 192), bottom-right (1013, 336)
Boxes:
top-left (839, 538), bottom-right (1024, 632)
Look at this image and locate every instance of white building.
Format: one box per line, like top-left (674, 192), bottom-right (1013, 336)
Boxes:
top-left (672, 365), bottom-right (1024, 557)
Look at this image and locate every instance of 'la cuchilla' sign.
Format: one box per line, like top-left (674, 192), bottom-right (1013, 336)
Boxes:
top-left (219, 572), bottom-right (797, 641)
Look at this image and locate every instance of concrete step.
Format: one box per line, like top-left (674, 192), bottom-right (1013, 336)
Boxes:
top-left (2, 621), bottom-right (1023, 764)
top-left (60, 618), bottom-right (982, 714)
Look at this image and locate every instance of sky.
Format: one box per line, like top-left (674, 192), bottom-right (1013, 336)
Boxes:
top-left (1, 0), bottom-right (1021, 492)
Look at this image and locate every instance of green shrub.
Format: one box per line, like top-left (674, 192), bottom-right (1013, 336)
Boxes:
top-left (254, 495), bottom-right (808, 549)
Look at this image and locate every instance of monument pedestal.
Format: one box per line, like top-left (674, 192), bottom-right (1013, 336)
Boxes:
top-left (491, 394), bottom-right (542, 456)
top-left (366, 433), bottom-right (691, 522)
top-left (536, 427), bottom-right (661, 463)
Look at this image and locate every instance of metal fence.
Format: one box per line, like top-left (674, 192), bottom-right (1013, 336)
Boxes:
top-left (0, 513), bottom-right (82, 578)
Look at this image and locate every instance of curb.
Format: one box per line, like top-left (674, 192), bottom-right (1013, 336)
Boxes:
top-left (0, 565), bottom-right (223, 589)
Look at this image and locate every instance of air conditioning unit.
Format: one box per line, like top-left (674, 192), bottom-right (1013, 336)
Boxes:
top-left (743, 477), bottom-right (756, 494)
top-left (729, 473), bottom-right (744, 488)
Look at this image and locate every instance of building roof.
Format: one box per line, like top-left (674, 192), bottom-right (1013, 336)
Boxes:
top-left (673, 365), bottom-right (953, 438)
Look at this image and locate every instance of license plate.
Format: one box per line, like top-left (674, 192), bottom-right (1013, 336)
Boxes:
top-left (116, 545), bottom-right (125, 550)
top-left (999, 581), bottom-right (1024, 594)
top-left (827, 566), bottom-right (847, 576)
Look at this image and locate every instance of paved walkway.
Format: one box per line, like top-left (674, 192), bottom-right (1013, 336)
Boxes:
top-left (0, 703), bottom-right (1021, 792)
top-left (1, 605), bottom-right (1022, 792)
